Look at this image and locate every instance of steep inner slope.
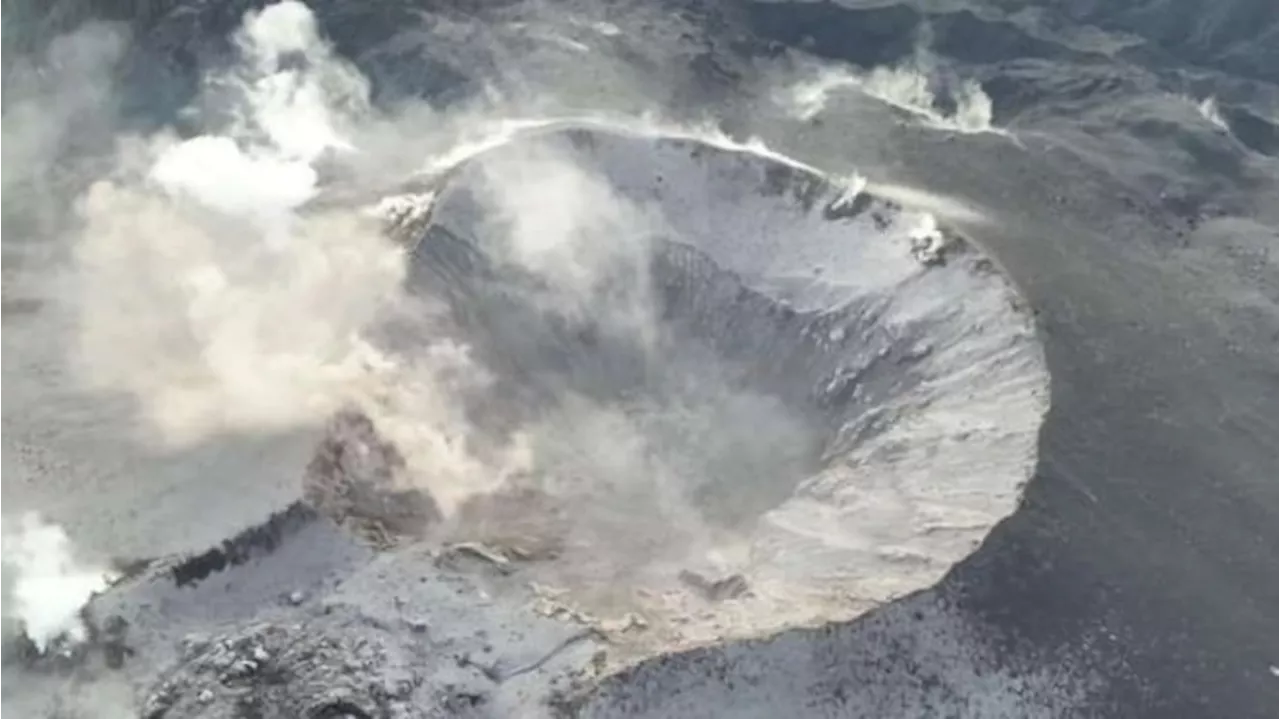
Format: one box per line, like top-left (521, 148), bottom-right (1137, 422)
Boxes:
top-left (373, 127), bottom-right (1050, 649)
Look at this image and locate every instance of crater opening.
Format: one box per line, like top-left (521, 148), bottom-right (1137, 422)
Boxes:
top-left (366, 127), bottom-right (1048, 651)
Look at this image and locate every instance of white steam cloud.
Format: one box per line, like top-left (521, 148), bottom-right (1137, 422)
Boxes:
top-left (2, 513), bottom-right (110, 653)
top-left (781, 62), bottom-right (1002, 136)
top-left (71, 0), bottom-right (404, 446)
top-left (467, 141), bottom-right (661, 342)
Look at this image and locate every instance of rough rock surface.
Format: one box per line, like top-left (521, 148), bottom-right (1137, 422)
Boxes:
top-left (302, 409), bottom-right (442, 546)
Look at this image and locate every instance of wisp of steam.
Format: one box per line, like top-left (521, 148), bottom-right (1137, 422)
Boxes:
top-left (781, 60), bottom-right (1001, 136)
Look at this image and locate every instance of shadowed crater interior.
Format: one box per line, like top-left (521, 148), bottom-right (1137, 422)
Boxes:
top-left (380, 127), bottom-right (1049, 649)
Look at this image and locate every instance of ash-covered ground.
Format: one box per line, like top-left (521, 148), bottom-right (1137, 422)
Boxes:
top-left (2, 0), bottom-right (1275, 718)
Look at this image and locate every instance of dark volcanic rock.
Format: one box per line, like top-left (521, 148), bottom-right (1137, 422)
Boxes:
top-left (140, 609), bottom-right (429, 719)
top-left (302, 409), bottom-right (442, 543)
top-left (171, 503), bottom-right (320, 588)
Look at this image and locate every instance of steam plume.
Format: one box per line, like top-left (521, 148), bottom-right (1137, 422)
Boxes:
top-left (2, 513), bottom-right (109, 653)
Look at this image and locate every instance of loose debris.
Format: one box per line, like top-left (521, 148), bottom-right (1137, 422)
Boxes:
top-left (141, 611), bottom-right (430, 719)
top-left (678, 570), bottom-right (750, 601)
top-left (435, 542), bottom-right (515, 575)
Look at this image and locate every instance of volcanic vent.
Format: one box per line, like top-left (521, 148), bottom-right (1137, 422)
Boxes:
top-left (362, 126), bottom-right (1050, 650)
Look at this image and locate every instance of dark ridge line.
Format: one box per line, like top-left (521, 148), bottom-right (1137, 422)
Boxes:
top-left (169, 501), bottom-right (320, 588)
